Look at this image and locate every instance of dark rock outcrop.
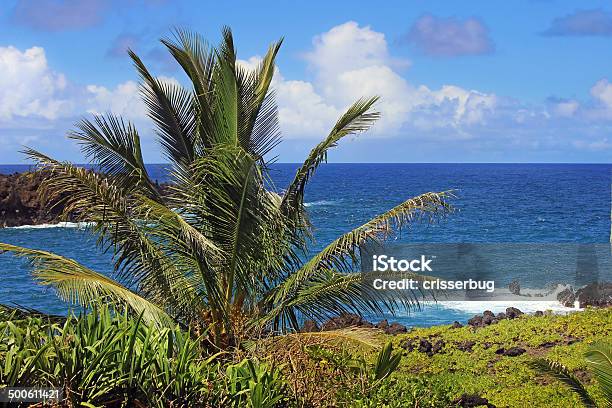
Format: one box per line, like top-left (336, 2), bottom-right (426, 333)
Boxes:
top-left (495, 347), bottom-right (526, 357)
top-left (0, 171), bottom-right (66, 227)
top-left (320, 313), bottom-right (373, 330)
top-left (505, 307), bottom-right (523, 319)
top-left (576, 282), bottom-right (612, 308)
top-left (385, 322), bottom-right (408, 335)
top-left (509, 280), bottom-right (521, 295)
top-left (454, 394), bottom-right (496, 408)
top-left (457, 340), bottom-right (476, 352)
top-left (557, 287), bottom-right (576, 307)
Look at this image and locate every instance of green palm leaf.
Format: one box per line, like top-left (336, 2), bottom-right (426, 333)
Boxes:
top-left (281, 97), bottom-right (381, 222)
top-left (530, 358), bottom-right (598, 408)
top-left (0, 244), bottom-right (173, 327)
top-left (586, 343), bottom-right (612, 407)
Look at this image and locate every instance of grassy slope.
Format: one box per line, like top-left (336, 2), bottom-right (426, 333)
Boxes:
top-left (385, 308), bottom-right (611, 407)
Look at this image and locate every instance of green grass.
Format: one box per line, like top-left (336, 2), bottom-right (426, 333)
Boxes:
top-left (380, 308), bottom-right (612, 408)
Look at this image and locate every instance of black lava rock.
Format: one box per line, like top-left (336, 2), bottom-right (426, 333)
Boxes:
top-left (505, 307), bottom-right (523, 319)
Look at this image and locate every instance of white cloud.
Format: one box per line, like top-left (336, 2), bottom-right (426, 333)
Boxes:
top-left (305, 21), bottom-right (410, 79)
top-left (590, 79), bottom-right (612, 115)
top-left (0, 46), bottom-right (70, 122)
top-left (86, 81), bottom-right (145, 119)
top-left (295, 22), bottom-right (498, 136)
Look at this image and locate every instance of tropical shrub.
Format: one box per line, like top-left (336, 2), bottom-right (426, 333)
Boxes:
top-left (225, 359), bottom-right (288, 408)
top-left (0, 307), bottom-right (224, 407)
top-left (531, 342), bottom-right (612, 408)
top-left (0, 27), bottom-right (452, 346)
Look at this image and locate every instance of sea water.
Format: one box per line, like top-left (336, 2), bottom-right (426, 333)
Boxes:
top-left (0, 163), bottom-right (610, 327)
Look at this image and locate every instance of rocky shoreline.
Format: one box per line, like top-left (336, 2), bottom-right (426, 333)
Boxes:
top-left (0, 171), bottom-right (66, 227)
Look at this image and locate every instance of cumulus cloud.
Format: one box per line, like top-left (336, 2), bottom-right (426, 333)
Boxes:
top-left (85, 81), bottom-right (146, 119)
top-left (13, 0), bottom-right (107, 31)
top-left (403, 14), bottom-right (494, 57)
top-left (0, 46), bottom-right (71, 121)
top-left (299, 22), bottom-right (497, 136)
top-left (543, 9), bottom-right (612, 37)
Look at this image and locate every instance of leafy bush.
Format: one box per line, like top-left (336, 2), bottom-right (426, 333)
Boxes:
top-left (0, 308), bottom-right (262, 407)
top-left (225, 359), bottom-right (288, 408)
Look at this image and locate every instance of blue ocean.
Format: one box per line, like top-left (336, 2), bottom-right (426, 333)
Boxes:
top-left (0, 163), bottom-right (610, 327)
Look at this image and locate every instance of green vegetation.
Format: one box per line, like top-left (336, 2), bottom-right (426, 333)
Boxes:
top-left (3, 306), bottom-right (608, 406)
top-left (0, 26), bottom-right (451, 347)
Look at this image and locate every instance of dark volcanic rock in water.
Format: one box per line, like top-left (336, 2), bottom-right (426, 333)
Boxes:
top-left (576, 282), bottom-right (612, 307)
top-left (0, 171), bottom-right (171, 227)
top-left (0, 171), bottom-right (66, 227)
top-left (508, 280), bottom-right (521, 295)
top-left (557, 287), bottom-right (576, 307)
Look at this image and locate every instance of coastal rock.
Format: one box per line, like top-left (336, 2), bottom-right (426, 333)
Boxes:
top-left (503, 347), bottom-right (526, 357)
top-left (482, 315), bottom-right (495, 326)
top-left (576, 282), bottom-right (612, 308)
top-left (0, 171), bottom-right (65, 227)
top-left (534, 310), bottom-right (544, 317)
top-left (467, 315), bottom-right (484, 327)
top-left (385, 322), bottom-right (407, 335)
top-left (509, 280), bottom-right (521, 295)
top-left (0, 171), bottom-right (170, 227)
top-left (418, 339), bottom-right (433, 354)
top-left (320, 313), bottom-right (373, 331)
top-left (557, 287), bottom-right (576, 307)
top-left (454, 394), bottom-right (496, 408)
top-left (301, 320), bottom-right (320, 332)
top-left (451, 321), bottom-right (463, 329)
top-left (375, 319), bottom-right (388, 330)
top-left (505, 307), bottom-right (523, 319)
top-left (467, 311), bottom-right (503, 328)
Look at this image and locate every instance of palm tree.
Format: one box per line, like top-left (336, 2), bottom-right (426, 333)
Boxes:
top-left (0, 28), bottom-right (452, 346)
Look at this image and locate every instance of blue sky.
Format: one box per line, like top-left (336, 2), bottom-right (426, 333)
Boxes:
top-left (2, 0), bottom-right (612, 163)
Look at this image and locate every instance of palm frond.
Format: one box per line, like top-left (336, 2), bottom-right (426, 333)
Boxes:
top-left (67, 114), bottom-right (159, 197)
top-left (586, 343), bottom-right (612, 406)
top-left (530, 358), bottom-right (598, 408)
top-left (129, 50), bottom-right (197, 167)
top-left (281, 97), bottom-right (380, 220)
top-left (0, 243), bottom-right (174, 328)
top-left (295, 327), bottom-right (382, 349)
top-left (272, 191), bottom-right (453, 314)
top-left (261, 269), bottom-right (423, 332)
top-left (22, 150), bottom-right (204, 320)
top-left (160, 28), bottom-right (217, 152)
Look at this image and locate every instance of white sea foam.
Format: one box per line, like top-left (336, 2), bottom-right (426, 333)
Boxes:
top-left (419, 283), bottom-right (580, 314)
top-left (304, 200), bottom-right (338, 207)
top-left (435, 300), bottom-right (577, 315)
top-left (7, 222), bottom-right (92, 230)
